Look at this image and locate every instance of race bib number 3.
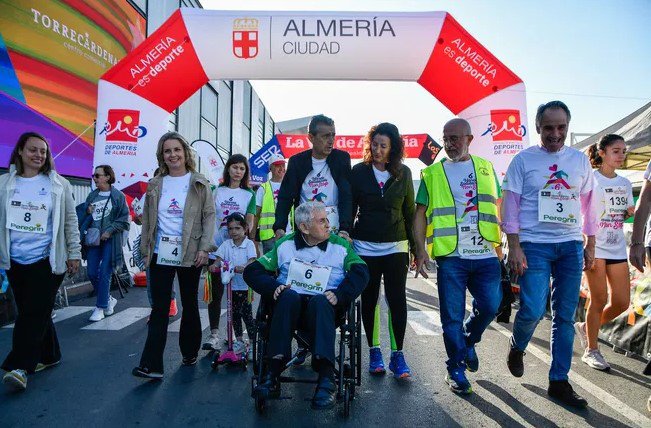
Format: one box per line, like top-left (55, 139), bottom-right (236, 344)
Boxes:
top-left (457, 225), bottom-right (492, 257)
top-left (538, 189), bottom-right (580, 224)
top-left (604, 186), bottom-right (628, 215)
top-left (158, 235), bottom-right (183, 266)
top-left (7, 200), bottom-right (48, 234)
top-left (287, 258), bottom-right (332, 295)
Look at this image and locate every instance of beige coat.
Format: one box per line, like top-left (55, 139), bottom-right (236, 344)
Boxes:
top-left (0, 167), bottom-right (81, 274)
top-left (140, 172), bottom-right (216, 267)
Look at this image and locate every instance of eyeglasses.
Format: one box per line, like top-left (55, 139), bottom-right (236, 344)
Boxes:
top-left (442, 135), bottom-right (469, 145)
top-left (92, 173), bottom-right (106, 178)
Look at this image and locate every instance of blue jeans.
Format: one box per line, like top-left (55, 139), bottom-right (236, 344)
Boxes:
top-left (436, 256), bottom-right (502, 371)
top-left (511, 241), bottom-right (583, 381)
top-left (86, 240), bottom-right (113, 309)
top-left (146, 269), bottom-right (177, 307)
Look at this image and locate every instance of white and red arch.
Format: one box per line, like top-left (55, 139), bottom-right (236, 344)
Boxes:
top-left (94, 8), bottom-right (528, 193)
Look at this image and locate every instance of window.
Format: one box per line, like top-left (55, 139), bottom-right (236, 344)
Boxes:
top-left (218, 80), bottom-right (233, 154)
top-left (168, 109), bottom-right (178, 131)
top-left (200, 86), bottom-right (218, 145)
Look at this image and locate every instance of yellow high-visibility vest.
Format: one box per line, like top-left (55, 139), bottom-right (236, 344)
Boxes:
top-left (259, 181), bottom-right (293, 240)
top-left (421, 155), bottom-right (500, 257)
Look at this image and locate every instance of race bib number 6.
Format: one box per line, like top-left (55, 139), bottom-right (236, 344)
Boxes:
top-left (158, 235), bottom-right (183, 266)
top-left (287, 258), bottom-right (332, 295)
top-left (538, 189), bottom-right (580, 224)
top-left (7, 200), bottom-right (48, 234)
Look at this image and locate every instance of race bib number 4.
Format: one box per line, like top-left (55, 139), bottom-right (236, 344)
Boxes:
top-left (457, 225), bottom-right (492, 257)
top-left (7, 200), bottom-right (48, 234)
top-left (538, 189), bottom-right (580, 224)
top-left (158, 235), bottom-right (183, 266)
top-left (604, 186), bottom-right (628, 215)
top-left (287, 258), bottom-right (332, 295)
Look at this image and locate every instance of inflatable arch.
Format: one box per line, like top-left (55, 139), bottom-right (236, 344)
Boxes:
top-left (94, 9), bottom-right (528, 192)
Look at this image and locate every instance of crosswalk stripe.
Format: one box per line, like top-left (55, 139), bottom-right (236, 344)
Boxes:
top-left (168, 309), bottom-right (226, 333)
top-left (2, 306), bottom-right (95, 329)
top-left (407, 310), bottom-right (442, 336)
top-left (81, 308), bottom-right (151, 331)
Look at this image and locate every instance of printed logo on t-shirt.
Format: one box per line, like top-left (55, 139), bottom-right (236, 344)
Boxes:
top-left (457, 172), bottom-right (478, 221)
top-left (220, 197), bottom-right (242, 226)
top-left (167, 198), bottom-right (183, 216)
top-left (38, 187), bottom-right (48, 196)
top-left (543, 164), bottom-right (572, 190)
top-left (307, 173), bottom-right (329, 203)
top-left (462, 190), bottom-right (478, 221)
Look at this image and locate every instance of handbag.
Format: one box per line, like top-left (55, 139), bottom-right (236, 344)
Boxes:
top-left (84, 196), bottom-right (109, 247)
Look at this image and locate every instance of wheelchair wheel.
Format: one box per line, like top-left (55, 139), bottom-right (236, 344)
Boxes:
top-left (343, 384), bottom-right (351, 418)
top-left (255, 394), bottom-right (266, 414)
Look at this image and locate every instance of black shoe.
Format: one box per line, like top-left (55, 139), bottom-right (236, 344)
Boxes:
top-left (507, 347), bottom-right (525, 378)
top-left (292, 347), bottom-right (308, 366)
top-left (132, 366), bottom-right (163, 380)
top-left (311, 376), bottom-right (337, 410)
top-left (182, 356), bottom-right (197, 366)
top-left (548, 380), bottom-right (588, 408)
top-left (253, 373), bottom-right (281, 399)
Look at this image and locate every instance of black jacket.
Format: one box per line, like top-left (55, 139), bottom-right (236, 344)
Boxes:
top-left (273, 148), bottom-right (352, 233)
top-left (351, 163), bottom-right (415, 249)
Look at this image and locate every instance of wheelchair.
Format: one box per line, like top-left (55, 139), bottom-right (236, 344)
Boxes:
top-left (250, 294), bottom-right (362, 417)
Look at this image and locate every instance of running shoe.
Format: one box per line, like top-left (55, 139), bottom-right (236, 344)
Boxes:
top-left (389, 351), bottom-right (411, 379)
top-left (548, 380), bottom-right (588, 408)
top-left (132, 366), bottom-right (163, 379)
top-left (35, 360), bottom-right (60, 372)
top-left (368, 347), bottom-right (386, 374)
top-left (292, 346), bottom-right (308, 366)
top-left (2, 369), bottom-right (27, 391)
top-left (202, 332), bottom-right (220, 351)
top-left (507, 346), bottom-right (525, 378)
top-left (89, 307), bottom-right (105, 322)
top-left (581, 349), bottom-right (610, 371)
top-left (182, 356), bottom-right (197, 366)
top-left (104, 296), bottom-right (117, 316)
top-left (574, 321), bottom-right (588, 350)
top-left (465, 345), bottom-right (479, 372)
top-left (168, 298), bottom-right (178, 317)
top-left (233, 340), bottom-right (247, 355)
top-left (445, 369), bottom-right (472, 395)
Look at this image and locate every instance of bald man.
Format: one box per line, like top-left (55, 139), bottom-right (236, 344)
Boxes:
top-left (414, 118), bottom-right (502, 395)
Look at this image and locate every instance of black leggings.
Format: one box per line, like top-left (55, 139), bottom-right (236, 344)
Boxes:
top-left (208, 271), bottom-right (225, 330)
top-left (361, 253), bottom-right (409, 351)
top-left (232, 290), bottom-right (255, 339)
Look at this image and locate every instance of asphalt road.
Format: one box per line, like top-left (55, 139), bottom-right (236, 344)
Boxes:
top-left (1, 276), bottom-right (650, 427)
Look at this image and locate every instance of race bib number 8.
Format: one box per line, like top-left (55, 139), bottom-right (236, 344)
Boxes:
top-left (158, 235), bottom-right (183, 266)
top-left (7, 200), bottom-right (48, 234)
top-left (287, 258), bottom-right (332, 295)
top-left (604, 186), bottom-right (628, 215)
top-left (538, 189), bottom-right (580, 224)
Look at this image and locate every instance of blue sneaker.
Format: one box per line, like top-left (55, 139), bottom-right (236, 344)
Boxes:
top-left (389, 351), bottom-right (411, 379)
top-left (368, 347), bottom-right (386, 374)
top-left (445, 369), bottom-right (472, 395)
top-left (465, 345), bottom-right (479, 372)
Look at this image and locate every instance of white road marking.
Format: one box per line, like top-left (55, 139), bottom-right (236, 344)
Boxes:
top-left (81, 307), bottom-right (151, 331)
top-left (168, 309), bottom-right (224, 332)
top-left (422, 277), bottom-right (650, 428)
top-left (407, 310), bottom-right (442, 336)
top-left (3, 306), bottom-right (95, 328)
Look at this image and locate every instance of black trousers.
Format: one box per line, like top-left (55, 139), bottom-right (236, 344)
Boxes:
top-left (267, 290), bottom-right (343, 367)
top-left (208, 271), bottom-right (225, 330)
top-left (360, 253), bottom-right (409, 350)
top-left (139, 254), bottom-right (202, 372)
top-left (232, 290), bottom-right (255, 338)
top-left (2, 258), bottom-right (64, 373)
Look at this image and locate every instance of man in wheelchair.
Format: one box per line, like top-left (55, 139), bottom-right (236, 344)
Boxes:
top-left (244, 201), bottom-right (369, 409)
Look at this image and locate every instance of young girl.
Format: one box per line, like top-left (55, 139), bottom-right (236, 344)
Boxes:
top-left (576, 134), bottom-right (634, 370)
top-left (202, 155), bottom-right (257, 351)
top-left (209, 213), bottom-right (257, 355)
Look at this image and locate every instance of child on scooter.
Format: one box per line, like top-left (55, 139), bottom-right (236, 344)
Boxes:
top-left (209, 212), bottom-right (257, 355)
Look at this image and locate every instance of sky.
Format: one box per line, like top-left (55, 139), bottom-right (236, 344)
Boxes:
top-left (202, 0), bottom-right (651, 146)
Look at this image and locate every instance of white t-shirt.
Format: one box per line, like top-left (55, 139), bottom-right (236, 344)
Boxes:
top-left (502, 145), bottom-right (596, 243)
top-left (9, 174), bottom-right (53, 264)
top-left (354, 165), bottom-right (409, 257)
top-left (301, 157), bottom-right (339, 231)
top-left (594, 171), bottom-right (633, 260)
top-left (213, 186), bottom-right (255, 248)
top-left (443, 159), bottom-right (496, 259)
top-left (155, 173), bottom-right (191, 253)
top-left (256, 181), bottom-right (291, 234)
top-left (215, 237), bottom-right (257, 291)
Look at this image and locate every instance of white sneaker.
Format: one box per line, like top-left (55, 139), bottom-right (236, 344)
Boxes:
top-left (574, 322), bottom-right (588, 350)
top-left (202, 333), bottom-right (220, 351)
top-left (3, 369), bottom-right (27, 391)
top-left (233, 340), bottom-right (247, 355)
top-left (104, 296), bottom-right (117, 316)
top-left (89, 307), bottom-right (105, 322)
top-left (581, 349), bottom-right (611, 371)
